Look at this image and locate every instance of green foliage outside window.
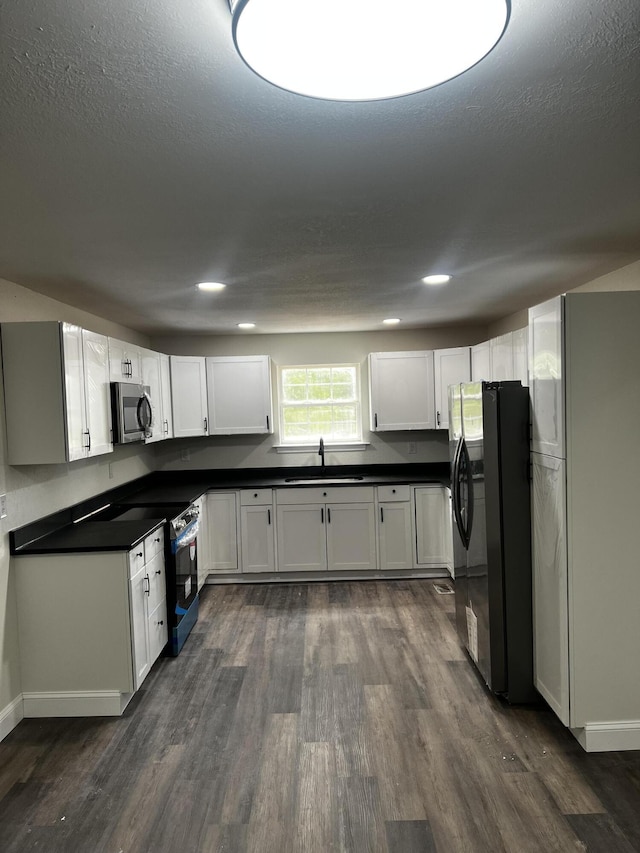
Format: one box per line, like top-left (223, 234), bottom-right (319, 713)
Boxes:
top-left (279, 364), bottom-right (361, 443)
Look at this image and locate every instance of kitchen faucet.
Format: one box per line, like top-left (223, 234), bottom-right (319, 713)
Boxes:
top-left (318, 436), bottom-right (325, 470)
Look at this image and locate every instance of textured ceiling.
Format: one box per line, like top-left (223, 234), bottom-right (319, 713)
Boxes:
top-left (0, 0), bottom-right (639, 335)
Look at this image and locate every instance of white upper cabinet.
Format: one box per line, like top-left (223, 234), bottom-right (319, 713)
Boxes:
top-left (140, 349), bottom-right (173, 442)
top-left (490, 332), bottom-right (515, 381)
top-left (170, 356), bottom-right (209, 438)
top-left (433, 347), bottom-right (471, 430)
top-left (369, 351), bottom-right (436, 431)
top-left (529, 296), bottom-right (564, 458)
top-left (1, 321), bottom-right (112, 464)
top-left (108, 338), bottom-right (142, 383)
top-left (512, 327), bottom-right (529, 386)
top-left (206, 355), bottom-right (273, 435)
top-left (471, 340), bottom-right (491, 382)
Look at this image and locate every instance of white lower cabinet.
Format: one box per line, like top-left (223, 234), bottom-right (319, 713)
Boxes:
top-left (240, 490), bottom-right (276, 573)
top-left (15, 527), bottom-right (166, 717)
top-left (377, 485), bottom-right (412, 570)
top-left (206, 491), bottom-right (240, 573)
top-left (413, 486), bottom-right (448, 567)
top-left (194, 493), bottom-right (211, 589)
top-left (276, 487), bottom-right (377, 573)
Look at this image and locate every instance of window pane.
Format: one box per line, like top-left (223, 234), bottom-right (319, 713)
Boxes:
top-left (279, 363), bottom-right (361, 443)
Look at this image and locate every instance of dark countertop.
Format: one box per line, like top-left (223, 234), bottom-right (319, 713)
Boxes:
top-left (13, 519), bottom-right (166, 555)
top-left (10, 462), bottom-right (450, 555)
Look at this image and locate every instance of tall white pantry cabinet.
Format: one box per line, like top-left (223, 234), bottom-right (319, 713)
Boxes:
top-left (529, 292), bottom-right (640, 752)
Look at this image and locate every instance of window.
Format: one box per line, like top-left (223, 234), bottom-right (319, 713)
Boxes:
top-left (278, 363), bottom-right (362, 445)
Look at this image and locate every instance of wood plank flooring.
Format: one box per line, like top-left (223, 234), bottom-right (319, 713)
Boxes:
top-left (1, 579), bottom-right (640, 852)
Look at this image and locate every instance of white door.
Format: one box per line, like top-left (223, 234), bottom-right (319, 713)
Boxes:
top-left (378, 502), bottom-right (412, 570)
top-left (82, 329), bottom-right (113, 457)
top-left (159, 354), bottom-right (174, 439)
top-left (326, 503), bottom-right (377, 571)
top-left (529, 296), bottom-right (565, 458)
top-left (207, 492), bottom-right (239, 573)
top-left (170, 356), bottom-right (209, 438)
top-left (433, 347), bottom-right (471, 430)
top-left (369, 351), bottom-right (435, 430)
top-left (241, 505), bottom-right (276, 573)
top-left (61, 323), bottom-right (88, 461)
top-left (471, 341), bottom-right (491, 382)
top-left (129, 565), bottom-right (151, 690)
top-left (531, 452), bottom-right (570, 725)
top-left (141, 349), bottom-right (162, 443)
top-left (108, 338), bottom-right (142, 382)
top-left (490, 333), bottom-right (514, 381)
top-left (276, 504), bottom-right (327, 572)
top-left (414, 487), bottom-right (446, 566)
top-left (206, 356), bottom-right (273, 434)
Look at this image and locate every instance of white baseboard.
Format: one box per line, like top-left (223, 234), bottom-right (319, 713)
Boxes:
top-left (0, 694), bottom-right (24, 742)
top-left (205, 568), bottom-right (449, 584)
top-left (22, 690), bottom-right (132, 718)
top-left (572, 720), bottom-right (640, 752)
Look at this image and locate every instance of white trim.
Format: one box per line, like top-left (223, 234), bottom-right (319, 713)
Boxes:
top-left (206, 568), bottom-right (449, 584)
top-left (0, 694), bottom-right (24, 742)
top-left (571, 720), bottom-right (640, 752)
top-left (274, 442), bottom-right (369, 453)
top-left (22, 690), bottom-right (133, 718)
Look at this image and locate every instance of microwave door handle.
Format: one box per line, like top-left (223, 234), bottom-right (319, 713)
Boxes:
top-left (138, 393), bottom-right (153, 436)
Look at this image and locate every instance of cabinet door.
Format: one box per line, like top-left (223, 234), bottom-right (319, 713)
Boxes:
top-left (82, 330), bottom-right (113, 457)
top-left (207, 492), bottom-right (239, 573)
top-left (241, 505), bottom-right (276, 573)
top-left (206, 356), bottom-right (273, 434)
top-left (276, 504), bottom-right (327, 572)
top-left (512, 327), bottom-right (528, 386)
top-left (529, 296), bottom-right (564, 457)
top-left (159, 354), bottom-right (174, 439)
top-left (531, 453), bottom-right (570, 725)
top-left (369, 351), bottom-right (435, 431)
top-left (170, 356), bottom-right (209, 438)
top-left (62, 323), bottom-right (88, 461)
top-left (129, 565), bottom-right (151, 690)
top-left (327, 503), bottom-right (377, 571)
top-left (433, 347), bottom-right (471, 430)
top-left (194, 495), bottom-right (210, 588)
top-left (471, 341), bottom-right (491, 382)
top-left (490, 333), bottom-right (514, 381)
top-left (378, 502), bottom-right (412, 570)
top-left (414, 487), bottom-right (447, 566)
top-left (141, 349), bottom-right (163, 444)
top-left (146, 550), bottom-right (166, 613)
top-left (148, 598), bottom-right (168, 663)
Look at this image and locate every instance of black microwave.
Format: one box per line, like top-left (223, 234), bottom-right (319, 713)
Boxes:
top-left (110, 382), bottom-right (153, 443)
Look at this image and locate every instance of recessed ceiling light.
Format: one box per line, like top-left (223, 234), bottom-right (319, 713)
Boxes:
top-left (422, 274), bottom-right (452, 285)
top-left (383, 318), bottom-right (401, 325)
top-left (237, 322), bottom-right (256, 329)
top-left (228, 0), bottom-right (509, 102)
top-left (197, 281), bottom-right (227, 291)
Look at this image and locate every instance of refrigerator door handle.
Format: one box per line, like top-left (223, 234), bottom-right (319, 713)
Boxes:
top-left (459, 437), bottom-right (474, 547)
top-left (452, 437), bottom-right (466, 545)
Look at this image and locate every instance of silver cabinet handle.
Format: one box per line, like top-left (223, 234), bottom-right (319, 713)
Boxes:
top-left (204, 417), bottom-right (208, 434)
top-left (437, 411), bottom-right (441, 427)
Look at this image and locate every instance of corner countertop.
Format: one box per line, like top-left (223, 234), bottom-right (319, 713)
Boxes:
top-left (12, 519), bottom-right (167, 555)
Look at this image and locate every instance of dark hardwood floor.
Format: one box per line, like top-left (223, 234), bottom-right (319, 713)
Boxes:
top-left (1, 580), bottom-right (639, 852)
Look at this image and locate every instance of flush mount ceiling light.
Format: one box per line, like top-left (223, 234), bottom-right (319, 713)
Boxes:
top-left (197, 281), bottom-right (227, 291)
top-left (383, 318), bottom-right (401, 325)
top-left (228, 0), bottom-right (509, 101)
top-left (422, 274), bottom-right (452, 285)
top-left (237, 322), bottom-right (256, 329)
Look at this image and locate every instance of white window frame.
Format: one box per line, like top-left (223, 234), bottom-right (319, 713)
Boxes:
top-left (277, 363), bottom-right (364, 447)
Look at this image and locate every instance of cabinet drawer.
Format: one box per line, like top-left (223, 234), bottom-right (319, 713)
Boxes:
top-left (128, 543), bottom-right (146, 578)
top-left (241, 488), bottom-right (273, 506)
top-left (377, 485), bottom-right (410, 502)
top-left (277, 486), bottom-right (374, 505)
top-left (144, 526), bottom-right (165, 560)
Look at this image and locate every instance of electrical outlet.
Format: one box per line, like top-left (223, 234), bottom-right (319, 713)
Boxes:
top-left (407, 441), bottom-right (417, 454)
top-left (0, 494), bottom-right (7, 519)
top-left (108, 463), bottom-right (114, 479)
top-left (181, 448), bottom-right (190, 462)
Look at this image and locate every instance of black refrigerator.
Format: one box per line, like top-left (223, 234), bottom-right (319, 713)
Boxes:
top-left (449, 380), bottom-right (536, 703)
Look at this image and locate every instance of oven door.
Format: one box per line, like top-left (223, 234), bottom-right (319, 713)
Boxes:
top-left (172, 518), bottom-right (199, 622)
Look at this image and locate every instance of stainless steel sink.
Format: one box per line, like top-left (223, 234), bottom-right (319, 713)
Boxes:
top-left (284, 475), bottom-right (364, 484)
